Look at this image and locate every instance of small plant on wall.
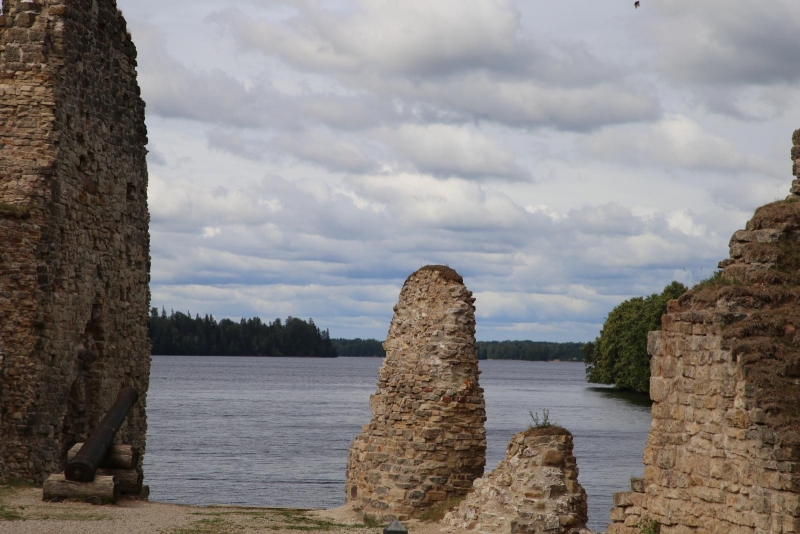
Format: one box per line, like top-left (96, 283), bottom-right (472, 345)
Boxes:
top-left (639, 517), bottom-right (660, 534)
top-left (528, 408), bottom-right (556, 429)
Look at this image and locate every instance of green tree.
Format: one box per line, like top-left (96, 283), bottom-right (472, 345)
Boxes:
top-left (585, 281), bottom-right (686, 393)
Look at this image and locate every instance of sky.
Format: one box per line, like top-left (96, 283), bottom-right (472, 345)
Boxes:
top-left (116, 0), bottom-right (800, 342)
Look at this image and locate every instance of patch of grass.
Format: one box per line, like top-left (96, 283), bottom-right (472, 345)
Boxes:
top-left (0, 505), bottom-right (24, 521)
top-left (33, 510), bottom-right (110, 521)
top-left (418, 495), bottom-right (466, 522)
top-left (361, 513), bottom-right (380, 528)
top-left (188, 508), bottom-right (364, 532)
top-left (0, 477), bottom-right (36, 517)
top-left (529, 408), bottom-right (556, 429)
top-left (166, 517), bottom-right (231, 534)
top-left (691, 269), bottom-right (744, 291)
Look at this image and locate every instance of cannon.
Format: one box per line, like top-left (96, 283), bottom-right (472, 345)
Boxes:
top-left (64, 386), bottom-right (139, 482)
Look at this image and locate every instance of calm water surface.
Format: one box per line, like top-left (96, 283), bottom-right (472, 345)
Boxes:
top-left (144, 357), bottom-right (651, 532)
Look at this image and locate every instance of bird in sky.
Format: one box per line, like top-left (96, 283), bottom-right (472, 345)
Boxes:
top-left (634, 1), bottom-right (640, 7)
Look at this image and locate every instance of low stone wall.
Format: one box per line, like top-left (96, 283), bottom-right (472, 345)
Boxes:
top-left (444, 426), bottom-right (589, 534)
top-left (345, 265), bottom-right (486, 520)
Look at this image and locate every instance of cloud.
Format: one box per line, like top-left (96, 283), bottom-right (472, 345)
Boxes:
top-left (273, 131), bottom-right (377, 173)
top-left (588, 115), bottom-right (777, 176)
top-left (650, 0), bottom-right (800, 87)
top-left (379, 124), bottom-right (530, 181)
top-left (120, 0), bottom-right (796, 342)
top-left (133, 24), bottom-right (297, 129)
top-left (213, 3), bottom-right (661, 131)
top-left (214, 1), bottom-right (524, 77)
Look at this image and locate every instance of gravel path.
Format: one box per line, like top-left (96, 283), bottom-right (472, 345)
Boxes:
top-left (0, 484), bottom-right (462, 534)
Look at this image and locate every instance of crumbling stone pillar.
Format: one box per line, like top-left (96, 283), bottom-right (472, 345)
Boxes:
top-left (444, 427), bottom-right (590, 534)
top-left (0, 0), bottom-right (150, 482)
top-left (345, 265), bottom-right (486, 520)
top-left (607, 130), bottom-right (800, 533)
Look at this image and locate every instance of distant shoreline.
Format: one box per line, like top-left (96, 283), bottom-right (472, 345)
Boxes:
top-left (149, 354), bottom-right (585, 361)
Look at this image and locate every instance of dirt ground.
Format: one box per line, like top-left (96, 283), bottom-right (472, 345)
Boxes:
top-left (0, 482), bottom-right (465, 534)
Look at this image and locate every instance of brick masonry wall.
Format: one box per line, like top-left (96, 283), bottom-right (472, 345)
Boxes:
top-left (0, 0), bottom-right (150, 482)
top-left (607, 131), bottom-right (800, 534)
top-left (345, 265), bottom-right (486, 520)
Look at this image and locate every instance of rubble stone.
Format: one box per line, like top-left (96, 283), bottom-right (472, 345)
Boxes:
top-left (444, 426), bottom-right (590, 534)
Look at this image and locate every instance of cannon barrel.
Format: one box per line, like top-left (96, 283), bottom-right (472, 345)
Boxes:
top-left (64, 387), bottom-right (139, 482)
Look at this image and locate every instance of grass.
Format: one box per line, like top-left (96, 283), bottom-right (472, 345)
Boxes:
top-left (418, 495), bottom-right (466, 522)
top-left (691, 269), bottom-right (744, 291)
top-left (166, 517), bottom-right (231, 534)
top-left (0, 505), bottom-right (23, 521)
top-left (361, 513), bottom-right (380, 528)
top-left (529, 408), bottom-right (556, 429)
top-left (182, 508), bottom-right (367, 533)
top-left (0, 478), bottom-right (35, 521)
top-left (33, 509), bottom-right (111, 521)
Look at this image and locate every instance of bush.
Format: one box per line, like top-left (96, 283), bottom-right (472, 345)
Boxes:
top-left (584, 281), bottom-right (687, 393)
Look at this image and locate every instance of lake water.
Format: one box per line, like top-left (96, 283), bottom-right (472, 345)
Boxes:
top-left (144, 357), bottom-right (652, 532)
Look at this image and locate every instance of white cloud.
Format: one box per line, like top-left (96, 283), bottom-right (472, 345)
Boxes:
top-left (649, 0), bottom-right (800, 87)
top-left (214, 3), bottom-right (660, 131)
top-left (588, 115), bottom-right (777, 175)
top-left (379, 124), bottom-right (529, 181)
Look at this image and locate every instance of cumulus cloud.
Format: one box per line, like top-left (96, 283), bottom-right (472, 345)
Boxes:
top-left (588, 115), bottom-right (777, 176)
top-left (213, 2), bottom-right (660, 131)
top-left (650, 0), bottom-right (800, 86)
top-left (379, 124), bottom-right (530, 181)
top-left (640, 0), bottom-right (800, 120)
top-left (273, 131), bottom-right (378, 173)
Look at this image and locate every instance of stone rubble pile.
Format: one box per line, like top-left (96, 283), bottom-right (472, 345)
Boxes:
top-left (444, 426), bottom-right (590, 534)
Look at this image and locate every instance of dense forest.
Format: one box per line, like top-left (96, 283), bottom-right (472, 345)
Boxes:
top-left (333, 338), bottom-right (583, 360)
top-left (477, 341), bottom-right (584, 361)
top-left (332, 338), bottom-right (386, 356)
top-left (583, 281), bottom-right (687, 393)
top-left (149, 308), bottom-right (337, 357)
top-left (150, 308), bottom-right (586, 360)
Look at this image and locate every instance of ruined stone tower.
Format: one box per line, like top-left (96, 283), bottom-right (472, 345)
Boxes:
top-left (346, 265), bottom-right (486, 520)
top-left (608, 131), bottom-right (800, 533)
top-left (0, 0), bottom-right (150, 482)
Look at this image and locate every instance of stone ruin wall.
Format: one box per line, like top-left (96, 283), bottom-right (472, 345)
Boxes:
top-left (345, 265), bottom-right (486, 520)
top-left (608, 131), bottom-right (800, 533)
top-left (0, 0), bottom-right (150, 482)
top-left (445, 426), bottom-right (589, 534)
